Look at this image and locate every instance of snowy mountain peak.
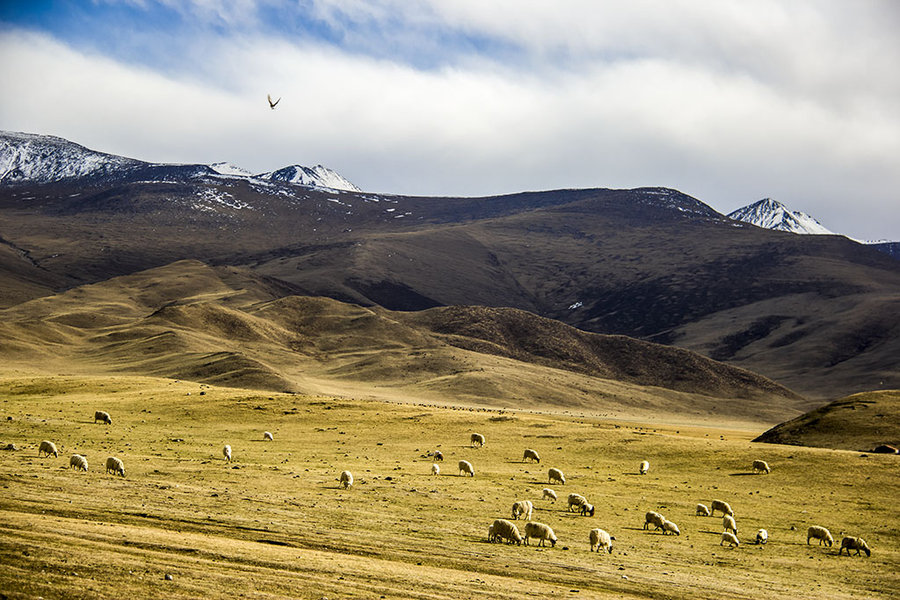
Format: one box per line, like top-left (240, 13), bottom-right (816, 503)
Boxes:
top-left (259, 164), bottom-right (361, 192)
top-left (209, 162), bottom-right (253, 177)
top-left (727, 198), bottom-right (835, 235)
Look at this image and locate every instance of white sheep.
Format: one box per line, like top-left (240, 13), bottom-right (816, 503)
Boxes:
top-left (567, 493), bottom-right (594, 517)
top-left (105, 456), bottom-right (125, 477)
top-left (548, 467), bottom-right (565, 485)
top-left (710, 499), bottom-right (733, 517)
top-left (723, 514), bottom-right (738, 536)
top-left (696, 503), bottom-right (711, 517)
top-left (721, 531), bottom-right (740, 547)
top-left (661, 519), bottom-right (680, 536)
top-left (69, 454), bottom-right (88, 471)
top-left (752, 459), bottom-right (771, 474)
top-left (339, 470), bottom-right (353, 489)
top-left (223, 444), bottom-right (232, 463)
top-left (542, 488), bottom-right (558, 502)
top-left (807, 526), bottom-right (834, 547)
top-left (756, 529), bottom-right (768, 545)
top-left (639, 460), bottom-right (649, 475)
top-left (263, 431), bottom-right (274, 441)
top-left (94, 410), bottom-right (112, 424)
top-left (589, 528), bottom-right (614, 553)
top-left (38, 440), bottom-right (58, 458)
top-left (490, 519), bottom-right (523, 545)
top-left (839, 536), bottom-right (871, 557)
top-left (524, 521), bottom-right (557, 547)
top-left (523, 448), bottom-right (541, 463)
top-left (511, 500), bottom-right (534, 521)
top-left (470, 433), bottom-right (485, 448)
top-left (431, 463), bottom-right (440, 476)
top-left (458, 460), bottom-right (474, 477)
top-left (644, 511), bottom-right (665, 531)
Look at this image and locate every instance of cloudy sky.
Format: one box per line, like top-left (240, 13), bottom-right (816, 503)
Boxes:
top-left (1, 1), bottom-right (898, 240)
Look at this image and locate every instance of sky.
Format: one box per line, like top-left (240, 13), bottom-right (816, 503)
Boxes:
top-left (0, 1), bottom-right (898, 240)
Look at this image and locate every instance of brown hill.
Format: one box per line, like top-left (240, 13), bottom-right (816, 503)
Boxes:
top-left (754, 390), bottom-right (900, 451)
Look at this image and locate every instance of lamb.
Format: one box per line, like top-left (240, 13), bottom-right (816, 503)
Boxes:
top-left (105, 456), bottom-right (125, 477)
top-left (807, 526), bottom-right (834, 547)
top-left (339, 470), bottom-right (353, 489)
top-left (511, 500), bottom-right (534, 521)
top-left (223, 444), bottom-right (232, 463)
top-left (644, 511), bottom-right (665, 531)
top-left (489, 519), bottom-right (523, 545)
top-left (639, 460), bottom-right (649, 475)
top-left (263, 431), bottom-right (274, 441)
top-left (431, 463), bottom-right (440, 476)
top-left (548, 467), bottom-right (565, 485)
top-left (524, 521), bottom-right (557, 547)
top-left (721, 531), bottom-right (740, 547)
top-left (661, 519), bottom-right (681, 536)
top-left (542, 488), bottom-right (558, 502)
top-left (470, 433), bottom-right (485, 448)
top-left (696, 503), bottom-right (711, 517)
top-left (567, 493), bottom-right (594, 517)
top-left (752, 459), bottom-right (771, 474)
top-left (839, 536), bottom-right (871, 557)
top-left (523, 448), bottom-right (541, 463)
top-left (94, 410), bottom-right (112, 425)
top-left (723, 514), bottom-right (738, 536)
top-left (756, 529), bottom-right (768, 545)
top-left (710, 499), bottom-right (734, 517)
top-left (38, 440), bottom-right (58, 458)
top-left (69, 454), bottom-right (88, 471)
top-left (458, 460), bottom-right (474, 477)
top-left (589, 528), bottom-right (614, 553)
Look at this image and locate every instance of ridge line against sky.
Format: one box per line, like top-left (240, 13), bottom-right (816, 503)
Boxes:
top-left (0, 0), bottom-right (898, 240)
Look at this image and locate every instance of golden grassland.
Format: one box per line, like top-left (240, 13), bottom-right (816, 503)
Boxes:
top-left (0, 375), bottom-right (897, 599)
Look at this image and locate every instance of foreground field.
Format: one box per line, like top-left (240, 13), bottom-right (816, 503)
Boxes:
top-left (0, 375), bottom-right (897, 599)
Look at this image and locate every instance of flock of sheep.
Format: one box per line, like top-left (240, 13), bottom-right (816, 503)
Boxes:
top-left (35, 411), bottom-right (126, 478)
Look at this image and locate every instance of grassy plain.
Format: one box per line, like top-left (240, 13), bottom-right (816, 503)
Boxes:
top-left (0, 375), bottom-right (897, 599)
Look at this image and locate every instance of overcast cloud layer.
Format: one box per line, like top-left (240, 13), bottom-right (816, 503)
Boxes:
top-left (1, 1), bottom-right (898, 240)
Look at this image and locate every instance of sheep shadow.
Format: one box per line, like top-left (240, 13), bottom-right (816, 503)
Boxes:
top-left (728, 472), bottom-right (757, 477)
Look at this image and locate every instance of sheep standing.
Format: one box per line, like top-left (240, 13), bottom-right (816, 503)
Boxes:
top-left (710, 499), bottom-right (733, 517)
top-left (524, 522), bottom-right (557, 547)
top-left (458, 460), bottom-right (474, 477)
top-left (542, 488), bottom-right (557, 502)
top-left (69, 454), bottom-right (88, 472)
top-left (223, 445), bottom-right (232, 463)
top-left (589, 528), bottom-right (614, 553)
top-left (489, 519), bottom-right (523, 545)
top-left (105, 456), bottom-right (125, 477)
top-left (567, 493), bottom-right (594, 517)
top-left (511, 500), bottom-right (534, 521)
top-left (431, 463), bottom-right (440, 476)
top-left (723, 515), bottom-right (739, 536)
top-left (548, 467), bottom-right (565, 485)
top-left (839, 536), bottom-right (871, 557)
top-left (756, 529), bottom-right (768, 545)
top-left (470, 433), bottom-right (485, 448)
top-left (339, 470), bottom-right (353, 489)
top-left (752, 460), bottom-right (771, 474)
top-left (523, 448), bottom-right (541, 463)
top-left (38, 440), bottom-right (58, 458)
top-left (807, 526), bottom-right (834, 547)
top-left (263, 431), bottom-right (274, 441)
top-left (639, 460), bottom-right (649, 475)
top-left (696, 503), bottom-right (711, 517)
top-left (644, 511), bottom-right (665, 531)
top-left (433, 450), bottom-right (443, 461)
top-left (721, 532), bottom-right (740, 547)
top-left (94, 411), bottom-right (112, 425)
top-left (661, 519), bottom-right (680, 536)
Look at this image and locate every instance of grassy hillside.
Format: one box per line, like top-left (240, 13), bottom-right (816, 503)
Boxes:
top-left (0, 375), bottom-right (896, 599)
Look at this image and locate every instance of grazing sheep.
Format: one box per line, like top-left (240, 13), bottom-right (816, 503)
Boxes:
top-left (470, 433), bottom-right (485, 448)
top-left (458, 460), bottom-right (474, 477)
top-left (523, 448), bottom-right (541, 463)
top-left (721, 531), bottom-right (740, 547)
top-left (644, 511), bottom-right (665, 531)
top-left (339, 470), bottom-right (353, 489)
top-left (639, 460), bottom-right (649, 475)
top-left (542, 488), bottom-right (558, 502)
top-left (511, 500), bottom-right (534, 521)
top-left (839, 536), bottom-right (871, 557)
top-left (723, 514), bottom-right (739, 536)
top-left (38, 440), bottom-right (58, 458)
top-left (567, 493), bottom-right (594, 517)
top-left (433, 450), bottom-right (443, 461)
top-left (263, 431), bottom-right (274, 441)
top-left (548, 467), bottom-right (565, 485)
top-left (524, 521), bottom-right (557, 547)
top-left (105, 456), bottom-right (125, 477)
top-left (94, 411), bottom-right (112, 425)
top-left (69, 454), bottom-right (88, 472)
top-left (756, 529), bottom-right (768, 545)
top-left (696, 503), bottom-right (711, 517)
top-left (223, 445), bottom-right (232, 463)
top-left (431, 463), bottom-right (440, 476)
top-left (490, 519), bottom-right (523, 545)
top-left (589, 528), bottom-right (614, 553)
top-left (752, 460), bottom-right (771, 474)
top-left (807, 526), bottom-right (834, 546)
top-left (661, 519), bottom-right (681, 536)
top-left (710, 499), bottom-right (734, 517)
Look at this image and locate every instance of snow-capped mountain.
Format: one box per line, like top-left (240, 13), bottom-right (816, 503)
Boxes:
top-left (209, 162), bottom-right (254, 177)
top-left (727, 198), bottom-right (835, 235)
top-left (259, 165), bottom-right (361, 192)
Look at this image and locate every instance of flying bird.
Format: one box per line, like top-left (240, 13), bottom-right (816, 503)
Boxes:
top-left (267, 94), bottom-right (281, 109)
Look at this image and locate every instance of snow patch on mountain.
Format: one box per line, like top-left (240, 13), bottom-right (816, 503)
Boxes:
top-left (209, 162), bottom-right (253, 177)
top-left (259, 164), bottom-right (361, 192)
top-left (727, 198), bottom-right (835, 235)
